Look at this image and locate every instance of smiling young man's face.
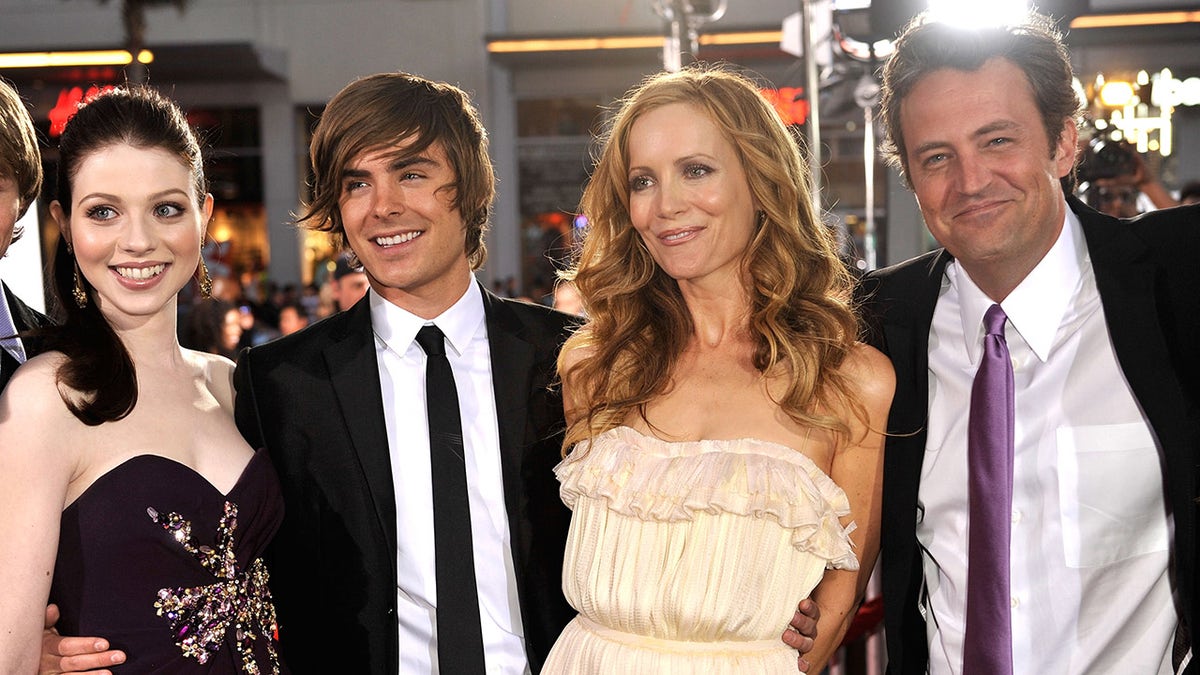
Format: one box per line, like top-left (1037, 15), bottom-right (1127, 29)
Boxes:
top-left (337, 140), bottom-right (472, 317)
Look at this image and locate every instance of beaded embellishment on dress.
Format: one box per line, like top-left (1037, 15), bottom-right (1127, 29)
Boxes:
top-left (148, 501), bottom-right (281, 675)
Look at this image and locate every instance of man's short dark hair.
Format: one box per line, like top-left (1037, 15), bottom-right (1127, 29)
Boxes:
top-left (879, 10), bottom-right (1084, 187)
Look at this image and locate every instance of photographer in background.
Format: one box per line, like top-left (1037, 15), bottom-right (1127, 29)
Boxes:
top-left (1077, 134), bottom-right (1179, 217)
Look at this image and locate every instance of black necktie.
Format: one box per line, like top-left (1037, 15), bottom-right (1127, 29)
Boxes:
top-left (415, 324), bottom-right (486, 672)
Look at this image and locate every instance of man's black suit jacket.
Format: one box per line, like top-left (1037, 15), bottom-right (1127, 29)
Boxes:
top-left (233, 286), bottom-right (577, 674)
top-left (857, 197), bottom-right (1200, 674)
top-left (0, 281), bottom-right (50, 392)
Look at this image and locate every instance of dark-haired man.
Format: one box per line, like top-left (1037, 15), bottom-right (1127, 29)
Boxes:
top-left (858, 10), bottom-right (1199, 675)
top-left (232, 72), bottom-right (576, 674)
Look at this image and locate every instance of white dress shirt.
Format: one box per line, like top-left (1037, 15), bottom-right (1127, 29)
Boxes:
top-left (371, 281), bottom-right (531, 674)
top-left (920, 207), bottom-right (1181, 674)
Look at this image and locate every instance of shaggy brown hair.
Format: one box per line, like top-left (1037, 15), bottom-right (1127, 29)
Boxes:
top-left (297, 72), bottom-right (494, 269)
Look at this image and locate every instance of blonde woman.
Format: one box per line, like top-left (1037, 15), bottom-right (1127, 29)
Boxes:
top-left (545, 66), bottom-right (894, 673)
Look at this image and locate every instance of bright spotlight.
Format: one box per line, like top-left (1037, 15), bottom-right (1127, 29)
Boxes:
top-left (1099, 81), bottom-right (1136, 107)
top-left (927, 0), bottom-right (1030, 28)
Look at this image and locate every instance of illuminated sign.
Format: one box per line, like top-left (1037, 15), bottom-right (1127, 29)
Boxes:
top-left (1150, 70), bottom-right (1200, 108)
top-left (760, 87), bottom-right (810, 126)
top-left (48, 85), bottom-right (115, 137)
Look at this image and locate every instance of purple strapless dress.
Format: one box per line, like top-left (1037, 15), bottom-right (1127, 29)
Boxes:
top-left (50, 449), bottom-right (286, 674)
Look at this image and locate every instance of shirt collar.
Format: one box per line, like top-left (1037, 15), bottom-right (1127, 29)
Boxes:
top-left (369, 279), bottom-right (485, 357)
top-left (952, 202), bottom-right (1086, 364)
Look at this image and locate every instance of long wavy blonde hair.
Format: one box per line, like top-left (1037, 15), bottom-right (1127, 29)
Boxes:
top-left (560, 64), bottom-right (863, 453)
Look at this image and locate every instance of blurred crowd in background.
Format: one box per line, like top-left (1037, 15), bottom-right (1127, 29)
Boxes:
top-left (178, 251), bottom-right (585, 359)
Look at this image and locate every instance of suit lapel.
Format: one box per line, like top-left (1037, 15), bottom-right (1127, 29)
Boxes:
top-left (890, 252), bottom-right (946, 548)
top-left (4, 284), bottom-right (47, 334)
top-left (870, 249), bottom-right (950, 670)
top-left (1, 284), bottom-right (49, 390)
top-left (882, 250), bottom-right (948, 459)
top-left (481, 288), bottom-right (537, 529)
top-left (0, 346), bottom-right (17, 392)
top-left (323, 299), bottom-right (399, 563)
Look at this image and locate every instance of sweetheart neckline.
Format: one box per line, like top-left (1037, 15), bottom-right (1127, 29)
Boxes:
top-left (63, 448), bottom-right (267, 513)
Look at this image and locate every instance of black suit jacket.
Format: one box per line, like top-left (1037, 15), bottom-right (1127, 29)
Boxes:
top-left (857, 197), bottom-right (1200, 674)
top-left (0, 281), bottom-right (50, 392)
top-left (234, 286), bottom-right (577, 674)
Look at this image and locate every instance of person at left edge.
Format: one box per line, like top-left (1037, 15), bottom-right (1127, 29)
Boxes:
top-left (2, 74), bottom-right (132, 675)
top-left (0, 77), bottom-right (50, 392)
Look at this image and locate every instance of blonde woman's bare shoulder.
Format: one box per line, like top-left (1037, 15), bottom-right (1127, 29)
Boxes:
top-left (557, 341), bottom-right (599, 426)
top-left (559, 341), bottom-right (597, 374)
top-left (840, 342), bottom-right (896, 411)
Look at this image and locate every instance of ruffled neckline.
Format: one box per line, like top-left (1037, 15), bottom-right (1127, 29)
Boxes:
top-left (555, 426), bottom-right (859, 570)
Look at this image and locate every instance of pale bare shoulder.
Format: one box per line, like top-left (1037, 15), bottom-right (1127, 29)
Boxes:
top-left (837, 342), bottom-right (896, 417)
top-left (558, 341), bottom-right (596, 375)
top-left (185, 349), bottom-right (237, 412)
top-left (0, 351), bottom-right (81, 473)
top-left (0, 352), bottom-right (80, 672)
top-left (0, 351), bottom-right (75, 423)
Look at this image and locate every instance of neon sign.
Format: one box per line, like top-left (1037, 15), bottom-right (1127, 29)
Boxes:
top-left (48, 85), bottom-right (115, 137)
top-left (760, 87), bottom-right (810, 126)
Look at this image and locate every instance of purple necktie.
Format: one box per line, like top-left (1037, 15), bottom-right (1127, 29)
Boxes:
top-left (964, 304), bottom-right (1014, 674)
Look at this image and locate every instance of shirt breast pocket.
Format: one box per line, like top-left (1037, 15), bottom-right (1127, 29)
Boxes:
top-left (1056, 422), bottom-right (1169, 568)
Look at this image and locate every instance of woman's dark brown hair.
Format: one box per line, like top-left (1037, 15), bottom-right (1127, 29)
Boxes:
top-left (46, 85), bottom-right (206, 425)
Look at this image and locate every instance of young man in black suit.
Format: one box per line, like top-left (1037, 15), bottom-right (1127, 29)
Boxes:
top-left (0, 78), bottom-right (49, 392)
top-left (231, 73), bottom-right (577, 674)
top-left (857, 11), bottom-right (1199, 675)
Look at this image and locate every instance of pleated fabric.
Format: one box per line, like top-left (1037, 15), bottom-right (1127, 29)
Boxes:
top-left (542, 426), bottom-right (858, 674)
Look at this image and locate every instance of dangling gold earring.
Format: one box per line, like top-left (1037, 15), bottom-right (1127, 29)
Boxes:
top-left (65, 242), bottom-right (87, 308)
top-left (197, 258), bottom-right (213, 298)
